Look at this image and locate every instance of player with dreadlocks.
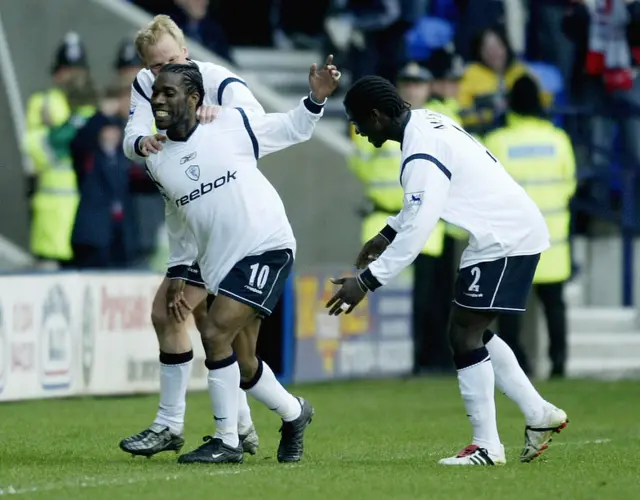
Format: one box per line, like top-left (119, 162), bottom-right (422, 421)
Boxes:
top-left (144, 60), bottom-right (340, 464)
top-left (327, 76), bottom-right (568, 466)
top-left (120, 14), bottom-right (267, 460)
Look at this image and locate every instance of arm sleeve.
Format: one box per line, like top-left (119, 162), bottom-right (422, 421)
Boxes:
top-left (240, 96), bottom-right (325, 159)
top-left (359, 155), bottom-right (452, 290)
top-left (217, 77), bottom-right (265, 114)
top-left (123, 78), bottom-right (155, 161)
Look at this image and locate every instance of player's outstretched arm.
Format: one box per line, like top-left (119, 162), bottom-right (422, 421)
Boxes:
top-left (242, 55), bottom-right (341, 159)
top-left (124, 74), bottom-right (167, 159)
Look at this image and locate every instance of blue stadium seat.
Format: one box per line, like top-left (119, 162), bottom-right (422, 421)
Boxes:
top-left (405, 16), bottom-right (455, 61)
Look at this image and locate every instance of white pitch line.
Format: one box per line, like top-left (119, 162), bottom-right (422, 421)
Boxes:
top-left (0, 440), bottom-right (619, 496)
top-left (0, 468), bottom-right (251, 496)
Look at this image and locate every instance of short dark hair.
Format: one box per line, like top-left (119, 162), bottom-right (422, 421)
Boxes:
top-left (344, 75), bottom-right (410, 121)
top-left (509, 74), bottom-right (544, 117)
top-left (159, 63), bottom-right (204, 108)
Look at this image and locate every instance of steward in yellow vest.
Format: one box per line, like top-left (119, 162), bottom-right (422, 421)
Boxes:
top-left (485, 74), bottom-right (576, 378)
top-left (24, 32), bottom-right (90, 264)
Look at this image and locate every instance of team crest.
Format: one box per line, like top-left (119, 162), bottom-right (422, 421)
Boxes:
top-left (185, 165), bottom-right (200, 181)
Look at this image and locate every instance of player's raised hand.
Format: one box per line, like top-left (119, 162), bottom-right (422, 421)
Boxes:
top-left (140, 133), bottom-right (167, 156)
top-left (355, 234), bottom-right (390, 269)
top-left (309, 54), bottom-right (341, 102)
top-left (196, 105), bottom-right (221, 124)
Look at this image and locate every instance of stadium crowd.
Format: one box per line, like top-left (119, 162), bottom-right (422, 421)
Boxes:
top-left (21, 0), bottom-right (640, 379)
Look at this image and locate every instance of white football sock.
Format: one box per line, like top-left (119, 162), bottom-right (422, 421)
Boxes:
top-left (208, 360), bottom-right (240, 448)
top-left (485, 333), bottom-right (547, 423)
top-left (246, 361), bottom-right (301, 422)
top-left (154, 359), bottom-right (192, 435)
top-left (237, 389), bottom-right (254, 435)
top-left (458, 356), bottom-right (502, 455)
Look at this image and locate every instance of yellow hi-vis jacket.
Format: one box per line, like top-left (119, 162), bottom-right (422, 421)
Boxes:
top-left (484, 114), bottom-right (576, 283)
top-left (24, 88), bottom-right (77, 260)
top-left (349, 127), bottom-right (445, 257)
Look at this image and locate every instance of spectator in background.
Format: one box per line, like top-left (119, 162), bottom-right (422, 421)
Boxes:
top-left (457, 27), bottom-right (538, 136)
top-left (24, 32), bottom-right (92, 268)
top-left (423, 46), bottom-right (468, 361)
top-left (485, 75), bottom-right (576, 378)
top-left (114, 38), bottom-right (144, 87)
top-left (563, 0), bottom-right (640, 212)
top-left (70, 84), bottom-right (137, 269)
top-left (423, 45), bottom-right (464, 122)
top-left (332, 0), bottom-right (427, 84)
top-left (526, 0), bottom-right (575, 85)
top-left (171, 0), bottom-right (235, 63)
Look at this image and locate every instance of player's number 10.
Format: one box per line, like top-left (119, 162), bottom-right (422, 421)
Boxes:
top-left (249, 263), bottom-right (270, 290)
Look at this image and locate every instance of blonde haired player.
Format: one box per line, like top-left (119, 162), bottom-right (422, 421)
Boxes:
top-left (120, 14), bottom-right (266, 458)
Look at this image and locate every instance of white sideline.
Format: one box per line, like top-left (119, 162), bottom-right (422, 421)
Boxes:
top-left (0, 468), bottom-right (251, 496)
top-left (0, 440), bottom-right (616, 495)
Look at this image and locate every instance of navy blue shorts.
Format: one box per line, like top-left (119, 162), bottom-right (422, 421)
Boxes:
top-left (453, 254), bottom-right (540, 313)
top-left (216, 249), bottom-right (293, 316)
top-left (166, 262), bottom-right (205, 288)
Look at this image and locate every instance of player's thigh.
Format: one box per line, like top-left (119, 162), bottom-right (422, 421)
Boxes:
top-left (151, 277), bottom-right (171, 327)
top-left (205, 294), bottom-right (258, 346)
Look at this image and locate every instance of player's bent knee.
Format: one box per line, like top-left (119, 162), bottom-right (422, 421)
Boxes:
top-left (237, 354), bottom-right (259, 381)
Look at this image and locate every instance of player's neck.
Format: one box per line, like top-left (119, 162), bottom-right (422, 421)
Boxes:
top-left (390, 110), bottom-right (411, 145)
top-left (167, 116), bottom-right (199, 142)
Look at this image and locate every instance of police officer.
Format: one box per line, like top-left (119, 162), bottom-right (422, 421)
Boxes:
top-left (24, 32), bottom-right (90, 267)
top-left (424, 46), bottom-right (465, 124)
top-left (349, 62), bottom-right (450, 374)
top-left (114, 38), bottom-right (143, 87)
top-left (484, 74), bottom-right (576, 378)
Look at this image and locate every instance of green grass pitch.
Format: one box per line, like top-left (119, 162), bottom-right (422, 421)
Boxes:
top-left (1, 377), bottom-right (638, 499)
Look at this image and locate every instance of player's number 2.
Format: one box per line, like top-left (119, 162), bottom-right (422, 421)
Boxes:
top-left (468, 266), bottom-right (481, 292)
top-left (249, 263), bottom-right (270, 290)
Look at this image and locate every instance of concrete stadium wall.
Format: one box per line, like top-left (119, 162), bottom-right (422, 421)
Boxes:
top-left (0, 0), bottom-right (363, 269)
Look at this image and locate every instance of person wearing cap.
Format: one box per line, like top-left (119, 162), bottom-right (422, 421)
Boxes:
top-left (24, 32), bottom-right (91, 267)
top-left (115, 38), bottom-right (144, 87)
top-left (348, 62), bottom-right (449, 375)
top-left (424, 46), bottom-right (464, 124)
top-left (484, 74), bottom-right (576, 378)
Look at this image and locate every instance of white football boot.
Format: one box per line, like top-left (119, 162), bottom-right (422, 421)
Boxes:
top-left (439, 444), bottom-right (506, 466)
top-left (521, 406), bottom-right (568, 463)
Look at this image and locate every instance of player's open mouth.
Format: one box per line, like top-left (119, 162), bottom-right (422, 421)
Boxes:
top-left (154, 110), bottom-right (170, 118)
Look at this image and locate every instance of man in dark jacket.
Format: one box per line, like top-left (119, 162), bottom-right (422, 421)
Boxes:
top-left (71, 88), bottom-right (137, 268)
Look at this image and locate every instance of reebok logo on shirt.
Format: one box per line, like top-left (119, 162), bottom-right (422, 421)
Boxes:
top-left (176, 170), bottom-right (237, 207)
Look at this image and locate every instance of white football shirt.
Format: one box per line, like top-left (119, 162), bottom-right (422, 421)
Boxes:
top-left (144, 97), bottom-right (324, 293)
top-left (362, 109), bottom-right (550, 288)
top-left (124, 60), bottom-right (265, 269)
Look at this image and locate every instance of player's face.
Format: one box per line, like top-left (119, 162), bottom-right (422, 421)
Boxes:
top-left (151, 72), bottom-right (195, 130)
top-left (144, 34), bottom-right (189, 76)
top-left (346, 109), bottom-right (388, 148)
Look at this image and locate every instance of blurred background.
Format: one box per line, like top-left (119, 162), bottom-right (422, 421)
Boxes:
top-left (1, 0), bottom-right (640, 404)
